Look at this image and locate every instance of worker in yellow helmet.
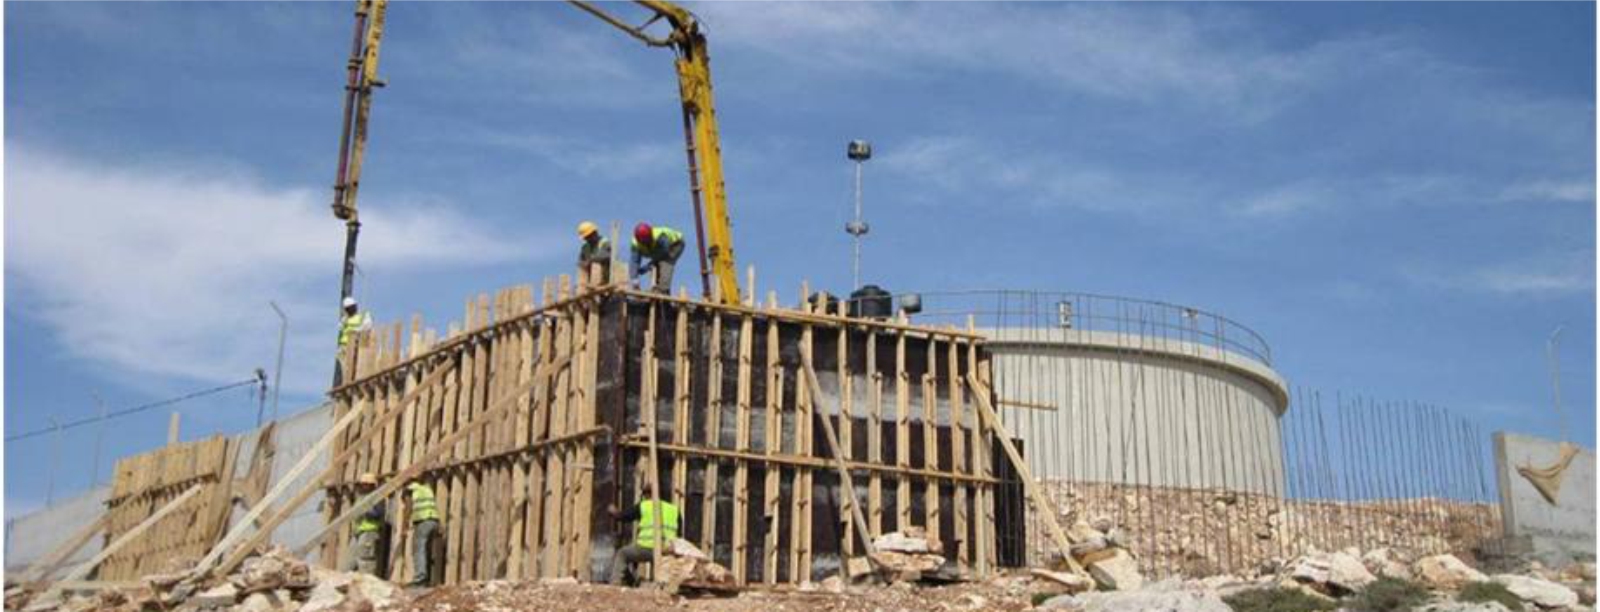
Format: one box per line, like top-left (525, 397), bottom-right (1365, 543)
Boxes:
top-left (345, 473), bottom-right (387, 576)
top-left (406, 479), bottom-right (442, 587)
top-left (576, 221), bottom-right (611, 285)
top-left (606, 481), bottom-right (679, 586)
top-left (630, 222), bottom-right (684, 294)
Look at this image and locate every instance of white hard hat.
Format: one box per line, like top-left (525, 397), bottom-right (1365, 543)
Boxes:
top-left (342, 297), bottom-right (358, 308)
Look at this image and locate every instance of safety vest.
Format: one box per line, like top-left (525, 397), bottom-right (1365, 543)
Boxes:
top-left (410, 483), bottom-right (440, 522)
top-left (635, 500), bottom-right (680, 549)
top-left (630, 227), bottom-right (683, 258)
top-left (355, 514), bottom-right (382, 534)
top-left (580, 238), bottom-right (611, 264)
top-left (338, 312), bottom-right (368, 347)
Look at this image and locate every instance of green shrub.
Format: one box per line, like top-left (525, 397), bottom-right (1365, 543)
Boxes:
top-left (1458, 581), bottom-right (1524, 611)
top-left (1223, 587), bottom-right (1338, 612)
top-left (1348, 576), bottom-right (1432, 612)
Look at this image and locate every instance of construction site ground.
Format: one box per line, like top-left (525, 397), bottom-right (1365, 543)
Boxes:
top-left (400, 580), bottom-right (1028, 612)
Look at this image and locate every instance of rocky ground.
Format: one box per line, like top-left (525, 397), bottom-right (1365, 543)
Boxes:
top-left (7, 532), bottom-right (1593, 612)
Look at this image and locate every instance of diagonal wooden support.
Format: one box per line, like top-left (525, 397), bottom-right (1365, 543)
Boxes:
top-left (966, 373), bottom-right (1084, 574)
top-left (798, 345), bottom-right (880, 565)
top-left (287, 377), bottom-right (580, 561)
top-left (192, 361), bottom-right (456, 580)
top-left (55, 484), bottom-right (204, 588)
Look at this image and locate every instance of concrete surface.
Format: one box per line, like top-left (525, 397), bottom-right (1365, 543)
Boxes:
top-left (1494, 431), bottom-right (1596, 566)
top-left (985, 327), bottom-right (1290, 495)
top-left (5, 485), bottom-right (109, 578)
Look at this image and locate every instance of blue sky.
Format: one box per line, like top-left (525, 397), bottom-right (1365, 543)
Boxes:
top-left (5, 2), bottom-right (1595, 517)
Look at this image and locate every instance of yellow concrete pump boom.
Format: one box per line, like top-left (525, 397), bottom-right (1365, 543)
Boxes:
top-left (569, 0), bottom-right (741, 305)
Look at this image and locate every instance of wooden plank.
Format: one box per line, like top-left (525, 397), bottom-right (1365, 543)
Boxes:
top-left (445, 297), bottom-right (478, 583)
top-left (966, 373), bottom-right (1083, 574)
top-left (540, 278), bottom-right (573, 577)
top-left (191, 390), bottom-right (375, 579)
top-left (762, 297), bottom-right (783, 584)
top-left (643, 302), bottom-right (665, 581)
top-left (56, 484), bottom-right (203, 586)
top-left (895, 329), bottom-right (911, 530)
top-left (730, 307), bottom-right (755, 583)
top-left (699, 308), bottom-right (724, 554)
top-left (673, 294), bottom-right (692, 510)
top-left (948, 339), bottom-right (969, 565)
top-left (291, 380), bottom-right (582, 559)
top-left (866, 331), bottom-right (882, 537)
top-left (570, 282), bottom-right (600, 578)
top-left (795, 307), bottom-right (814, 581)
top-left (167, 413), bottom-right (180, 445)
top-left (965, 327), bottom-right (991, 577)
top-left (524, 280), bottom-right (555, 578)
top-left (460, 294), bottom-right (489, 580)
top-left (835, 300), bottom-right (853, 558)
top-left (797, 347), bottom-right (879, 564)
top-left (507, 299), bottom-right (536, 578)
top-left (202, 362), bottom-right (455, 580)
top-left (617, 441), bottom-right (1000, 485)
top-left (923, 340), bottom-right (941, 543)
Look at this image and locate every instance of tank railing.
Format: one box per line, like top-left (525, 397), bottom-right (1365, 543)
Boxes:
top-left (905, 290), bottom-right (1273, 366)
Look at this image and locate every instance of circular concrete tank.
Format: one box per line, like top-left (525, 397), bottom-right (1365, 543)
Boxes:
top-left (917, 291), bottom-right (1290, 496)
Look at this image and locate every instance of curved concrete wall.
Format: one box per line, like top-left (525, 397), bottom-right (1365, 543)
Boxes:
top-left (985, 327), bottom-right (1290, 496)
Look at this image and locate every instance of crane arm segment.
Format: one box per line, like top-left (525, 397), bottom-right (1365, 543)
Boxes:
top-left (569, 0), bottom-right (741, 305)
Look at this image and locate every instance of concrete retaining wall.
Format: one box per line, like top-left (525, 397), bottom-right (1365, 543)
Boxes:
top-left (1494, 432), bottom-right (1596, 565)
top-left (987, 327), bottom-right (1290, 495)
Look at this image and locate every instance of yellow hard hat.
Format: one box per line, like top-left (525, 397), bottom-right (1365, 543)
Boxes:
top-left (577, 221), bottom-right (599, 238)
top-left (357, 473), bottom-right (378, 486)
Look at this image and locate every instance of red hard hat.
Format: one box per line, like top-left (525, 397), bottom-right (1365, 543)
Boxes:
top-left (634, 222), bottom-right (653, 243)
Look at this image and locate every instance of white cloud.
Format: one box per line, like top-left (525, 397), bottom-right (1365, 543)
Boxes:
top-left (1498, 179), bottom-right (1596, 204)
top-left (5, 146), bottom-right (539, 394)
top-left (1404, 252), bottom-right (1596, 297)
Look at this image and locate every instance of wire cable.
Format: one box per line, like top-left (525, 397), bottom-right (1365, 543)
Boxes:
top-left (7, 378), bottom-right (262, 442)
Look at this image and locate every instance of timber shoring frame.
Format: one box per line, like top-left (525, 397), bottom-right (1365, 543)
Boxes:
top-left (314, 279), bottom-right (1021, 585)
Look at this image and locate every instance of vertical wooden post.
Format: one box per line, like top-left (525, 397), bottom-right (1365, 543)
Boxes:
top-left (763, 293), bottom-right (783, 584)
top-left (867, 331), bottom-right (882, 536)
top-left (835, 299), bottom-right (855, 558)
top-left (700, 309), bottom-right (724, 553)
top-left (731, 304), bottom-right (755, 583)
top-left (948, 339), bottom-right (969, 565)
top-left (167, 413), bottom-right (180, 445)
top-left (795, 302), bottom-right (815, 582)
top-left (643, 301), bottom-right (664, 581)
top-left (895, 329), bottom-right (911, 530)
top-left (923, 338), bottom-right (941, 543)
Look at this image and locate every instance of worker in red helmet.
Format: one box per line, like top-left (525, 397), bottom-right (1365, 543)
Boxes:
top-left (630, 222), bottom-right (684, 294)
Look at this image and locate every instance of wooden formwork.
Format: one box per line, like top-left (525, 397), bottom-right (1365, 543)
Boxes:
top-left (99, 436), bottom-right (237, 580)
top-left (321, 274), bottom-right (1024, 585)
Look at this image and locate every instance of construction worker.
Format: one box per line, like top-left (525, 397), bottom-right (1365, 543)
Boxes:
top-left (577, 220), bottom-right (611, 285)
top-left (606, 481), bottom-right (679, 586)
top-left (630, 222), bottom-right (684, 294)
top-left (346, 473), bottom-right (387, 576)
top-left (334, 296), bottom-right (372, 385)
top-left (406, 480), bottom-right (441, 587)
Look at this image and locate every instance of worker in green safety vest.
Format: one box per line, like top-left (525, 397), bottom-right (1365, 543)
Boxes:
top-left (406, 480), bottom-right (442, 587)
top-left (606, 481), bottom-right (679, 586)
top-left (629, 222), bottom-right (685, 294)
top-left (345, 473), bottom-right (387, 576)
top-left (334, 296), bottom-right (372, 386)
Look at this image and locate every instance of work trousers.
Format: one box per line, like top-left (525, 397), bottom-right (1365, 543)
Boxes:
top-left (606, 544), bottom-right (656, 586)
top-left (346, 531), bottom-right (382, 575)
top-left (412, 519), bottom-right (440, 585)
top-left (651, 241), bottom-right (685, 294)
